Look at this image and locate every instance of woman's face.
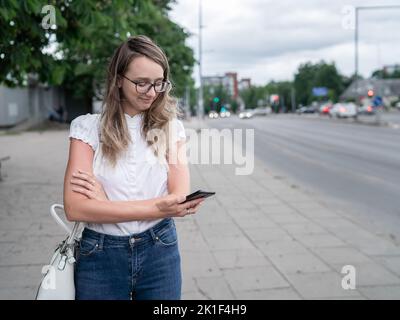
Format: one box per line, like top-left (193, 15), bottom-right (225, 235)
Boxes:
top-left (120, 56), bottom-right (164, 115)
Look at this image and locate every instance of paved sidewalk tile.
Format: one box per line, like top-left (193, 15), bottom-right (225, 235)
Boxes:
top-left (268, 252), bottom-right (332, 275)
top-left (1, 125), bottom-right (400, 299)
top-left (223, 266), bottom-right (290, 292)
top-left (211, 248), bottom-right (272, 269)
top-left (358, 286), bottom-right (400, 300)
top-left (285, 272), bottom-right (362, 299)
top-left (234, 288), bottom-right (302, 300)
top-left (194, 276), bottom-right (235, 300)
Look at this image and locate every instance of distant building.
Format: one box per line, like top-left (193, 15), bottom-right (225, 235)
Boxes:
top-left (238, 78), bottom-right (251, 91)
top-left (202, 72), bottom-right (239, 99)
top-left (341, 78), bottom-right (400, 102)
top-left (383, 64), bottom-right (400, 75)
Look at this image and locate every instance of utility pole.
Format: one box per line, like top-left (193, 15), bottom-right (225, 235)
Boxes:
top-left (197, 0), bottom-right (204, 122)
top-left (291, 87), bottom-right (296, 113)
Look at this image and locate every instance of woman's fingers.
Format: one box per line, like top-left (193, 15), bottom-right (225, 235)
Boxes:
top-left (72, 170), bottom-right (96, 186)
top-left (70, 178), bottom-right (92, 189)
top-left (176, 198), bottom-right (204, 216)
top-left (72, 186), bottom-right (93, 198)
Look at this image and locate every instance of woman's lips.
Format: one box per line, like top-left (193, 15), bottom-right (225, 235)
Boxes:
top-left (140, 98), bottom-right (152, 103)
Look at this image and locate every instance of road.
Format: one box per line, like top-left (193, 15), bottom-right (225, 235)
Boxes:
top-left (206, 114), bottom-right (400, 243)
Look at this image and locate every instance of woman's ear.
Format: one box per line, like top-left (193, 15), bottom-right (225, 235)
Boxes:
top-left (117, 76), bottom-right (122, 88)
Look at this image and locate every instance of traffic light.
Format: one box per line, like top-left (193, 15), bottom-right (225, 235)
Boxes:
top-left (367, 90), bottom-right (374, 97)
top-left (213, 97), bottom-right (220, 103)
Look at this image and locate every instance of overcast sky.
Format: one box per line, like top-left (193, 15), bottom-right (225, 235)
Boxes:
top-left (169, 0), bottom-right (400, 86)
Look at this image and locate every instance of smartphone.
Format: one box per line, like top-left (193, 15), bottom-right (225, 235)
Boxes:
top-left (181, 190), bottom-right (216, 204)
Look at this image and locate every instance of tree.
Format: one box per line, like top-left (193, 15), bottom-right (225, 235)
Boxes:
top-left (294, 60), bottom-right (344, 106)
top-left (0, 0), bottom-right (195, 108)
top-left (240, 86), bottom-right (267, 109)
top-left (265, 81), bottom-right (293, 113)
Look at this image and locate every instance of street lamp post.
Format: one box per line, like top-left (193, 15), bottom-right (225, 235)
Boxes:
top-left (198, 0), bottom-right (204, 122)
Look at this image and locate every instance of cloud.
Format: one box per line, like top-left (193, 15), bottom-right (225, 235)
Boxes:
top-left (170, 0), bottom-right (400, 85)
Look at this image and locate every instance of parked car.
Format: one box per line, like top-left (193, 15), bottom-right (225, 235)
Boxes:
top-left (239, 107), bottom-right (271, 119)
top-left (239, 109), bottom-right (256, 119)
top-left (208, 111), bottom-right (219, 119)
top-left (358, 105), bottom-right (375, 115)
top-left (319, 102), bottom-right (333, 115)
top-left (329, 103), bottom-right (358, 118)
top-left (296, 106), bottom-right (318, 114)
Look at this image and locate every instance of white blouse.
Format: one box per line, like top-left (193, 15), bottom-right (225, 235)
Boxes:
top-left (68, 112), bottom-right (186, 235)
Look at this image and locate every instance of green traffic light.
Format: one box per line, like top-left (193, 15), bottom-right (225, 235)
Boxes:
top-left (213, 97), bottom-right (220, 103)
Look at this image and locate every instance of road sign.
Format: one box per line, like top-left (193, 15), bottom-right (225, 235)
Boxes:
top-left (312, 87), bottom-right (328, 97)
top-left (373, 96), bottom-right (383, 107)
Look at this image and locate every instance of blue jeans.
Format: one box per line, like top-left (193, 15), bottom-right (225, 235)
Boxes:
top-left (74, 218), bottom-right (182, 300)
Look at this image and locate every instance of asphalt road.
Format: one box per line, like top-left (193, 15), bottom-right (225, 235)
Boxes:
top-left (206, 114), bottom-right (400, 243)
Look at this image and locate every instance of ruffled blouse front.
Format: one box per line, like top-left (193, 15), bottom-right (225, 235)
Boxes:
top-left (68, 112), bottom-right (186, 235)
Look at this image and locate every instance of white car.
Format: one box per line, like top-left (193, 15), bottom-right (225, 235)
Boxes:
top-left (329, 103), bottom-right (357, 118)
top-left (239, 110), bottom-right (255, 119)
top-left (239, 107), bottom-right (271, 119)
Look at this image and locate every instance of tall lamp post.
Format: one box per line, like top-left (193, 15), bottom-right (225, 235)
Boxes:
top-left (197, 0), bottom-right (204, 122)
top-left (354, 5), bottom-right (400, 100)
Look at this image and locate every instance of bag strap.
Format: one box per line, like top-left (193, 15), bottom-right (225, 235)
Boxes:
top-left (50, 204), bottom-right (80, 244)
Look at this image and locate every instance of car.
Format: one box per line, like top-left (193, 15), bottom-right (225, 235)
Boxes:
top-left (219, 110), bottom-right (231, 118)
top-left (296, 106), bottom-right (318, 114)
top-left (319, 103), bottom-right (333, 115)
top-left (239, 110), bottom-right (255, 119)
top-left (208, 111), bottom-right (219, 119)
top-left (358, 105), bottom-right (375, 115)
top-left (329, 103), bottom-right (358, 118)
top-left (239, 107), bottom-right (271, 119)
top-left (255, 107), bottom-right (272, 115)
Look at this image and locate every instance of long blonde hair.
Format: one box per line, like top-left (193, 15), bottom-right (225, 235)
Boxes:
top-left (100, 35), bottom-right (180, 168)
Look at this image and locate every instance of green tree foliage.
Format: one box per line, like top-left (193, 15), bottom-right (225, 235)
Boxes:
top-left (294, 60), bottom-right (344, 105)
top-left (240, 86), bottom-right (267, 109)
top-left (0, 0), bottom-right (195, 102)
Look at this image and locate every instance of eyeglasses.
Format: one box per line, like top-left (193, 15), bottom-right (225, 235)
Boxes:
top-left (122, 75), bottom-right (171, 94)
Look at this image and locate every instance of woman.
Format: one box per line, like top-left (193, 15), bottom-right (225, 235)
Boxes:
top-left (63, 35), bottom-right (204, 300)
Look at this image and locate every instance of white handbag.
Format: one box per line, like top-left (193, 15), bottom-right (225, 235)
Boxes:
top-left (35, 204), bottom-right (81, 300)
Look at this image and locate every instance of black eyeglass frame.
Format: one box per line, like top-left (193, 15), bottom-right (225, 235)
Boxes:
top-left (121, 75), bottom-right (171, 94)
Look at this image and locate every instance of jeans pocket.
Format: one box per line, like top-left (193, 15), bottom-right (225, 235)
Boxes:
top-left (79, 238), bottom-right (100, 256)
top-left (155, 223), bottom-right (178, 247)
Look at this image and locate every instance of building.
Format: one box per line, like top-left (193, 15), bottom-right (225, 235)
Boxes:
top-left (0, 82), bottom-right (93, 128)
top-left (340, 78), bottom-right (400, 103)
top-left (238, 78), bottom-right (251, 91)
top-left (202, 72), bottom-right (251, 100)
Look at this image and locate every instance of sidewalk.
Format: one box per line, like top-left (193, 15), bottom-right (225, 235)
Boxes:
top-left (1, 121), bottom-right (400, 299)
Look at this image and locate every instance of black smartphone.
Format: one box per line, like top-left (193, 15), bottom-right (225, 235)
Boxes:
top-left (181, 190), bottom-right (216, 204)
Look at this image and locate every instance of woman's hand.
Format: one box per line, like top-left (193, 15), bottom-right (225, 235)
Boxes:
top-left (70, 169), bottom-right (109, 201)
top-left (155, 194), bottom-right (204, 218)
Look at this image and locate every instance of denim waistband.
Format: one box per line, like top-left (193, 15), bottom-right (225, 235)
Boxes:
top-left (81, 218), bottom-right (174, 246)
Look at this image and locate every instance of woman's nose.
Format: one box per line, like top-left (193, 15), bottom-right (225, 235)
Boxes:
top-left (145, 86), bottom-right (157, 98)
